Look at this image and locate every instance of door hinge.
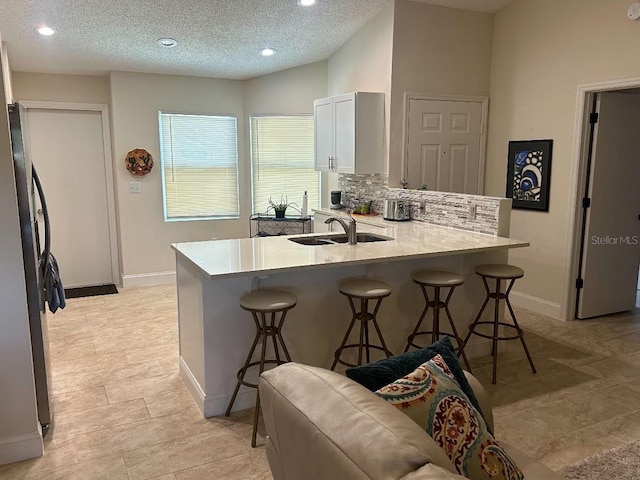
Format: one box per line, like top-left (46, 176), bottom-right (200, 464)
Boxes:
top-left (590, 112), bottom-right (599, 124)
top-left (576, 278), bottom-right (584, 289)
top-left (582, 197), bottom-right (591, 208)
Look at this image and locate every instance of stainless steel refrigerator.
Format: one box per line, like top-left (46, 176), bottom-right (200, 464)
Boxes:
top-left (9, 103), bottom-right (53, 436)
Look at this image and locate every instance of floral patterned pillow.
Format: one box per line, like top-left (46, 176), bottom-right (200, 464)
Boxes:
top-left (375, 355), bottom-right (523, 480)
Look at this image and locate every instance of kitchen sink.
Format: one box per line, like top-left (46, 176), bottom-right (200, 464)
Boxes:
top-left (288, 232), bottom-right (393, 246)
top-left (287, 237), bottom-right (337, 246)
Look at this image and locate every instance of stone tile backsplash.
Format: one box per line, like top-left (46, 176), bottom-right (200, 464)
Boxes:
top-left (337, 173), bottom-right (506, 236)
top-left (338, 173), bottom-right (388, 214)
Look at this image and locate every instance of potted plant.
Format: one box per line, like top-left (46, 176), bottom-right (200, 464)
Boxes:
top-left (267, 195), bottom-right (298, 218)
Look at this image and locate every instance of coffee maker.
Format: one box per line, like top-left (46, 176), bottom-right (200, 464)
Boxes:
top-left (330, 190), bottom-right (344, 210)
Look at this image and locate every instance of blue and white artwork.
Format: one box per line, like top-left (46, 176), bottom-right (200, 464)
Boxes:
top-left (512, 150), bottom-right (544, 202)
top-left (507, 139), bottom-right (552, 211)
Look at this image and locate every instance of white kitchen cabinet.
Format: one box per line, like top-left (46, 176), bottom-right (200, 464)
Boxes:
top-left (313, 92), bottom-right (384, 174)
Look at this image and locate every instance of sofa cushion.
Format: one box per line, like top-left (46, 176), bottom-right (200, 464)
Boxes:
top-left (345, 337), bottom-right (485, 424)
top-left (259, 362), bottom-right (460, 480)
top-left (375, 355), bottom-right (523, 480)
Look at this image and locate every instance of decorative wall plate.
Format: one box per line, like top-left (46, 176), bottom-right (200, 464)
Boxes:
top-left (125, 149), bottom-right (154, 176)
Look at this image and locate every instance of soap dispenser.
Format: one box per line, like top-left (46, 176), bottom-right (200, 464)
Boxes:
top-left (301, 191), bottom-right (308, 217)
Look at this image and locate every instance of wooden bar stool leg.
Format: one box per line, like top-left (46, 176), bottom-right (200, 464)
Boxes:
top-left (357, 299), bottom-right (366, 367)
top-left (491, 279), bottom-right (501, 384)
top-left (270, 312), bottom-right (282, 365)
top-left (276, 310), bottom-right (292, 362)
top-left (225, 312), bottom-right (262, 417)
top-left (405, 284), bottom-right (430, 352)
top-left (370, 298), bottom-right (391, 358)
top-left (505, 279), bottom-right (536, 374)
top-left (442, 287), bottom-right (472, 372)
top-left (432, 286), bottom-right (441, 344)
top-left (364, 299), bottom-right (372, 364)
top-left (459, 277), bottom-right (491, 356)
top-left (331, 296), bottom-right (359, 371)
top-left (252, 312), bottom-right (270, 448)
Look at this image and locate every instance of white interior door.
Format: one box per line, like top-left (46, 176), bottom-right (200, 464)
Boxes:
top-left (577, 92), bottom-right (640, 319)
top-left (27, 108), bottom-right (114, 288)
top-left (407, 99), bottom-right (483, 193)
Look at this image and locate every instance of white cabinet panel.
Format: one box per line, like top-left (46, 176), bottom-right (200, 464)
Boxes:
top-left (313, 92), bottom-right (384, 174)
top-left (314, 98), bottom-right (333, 171)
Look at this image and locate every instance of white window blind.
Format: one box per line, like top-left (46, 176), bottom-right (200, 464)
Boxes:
top-left (159, 113), bottom-right (239, 221)
top-left (250, 115), bottom-right (319, 214)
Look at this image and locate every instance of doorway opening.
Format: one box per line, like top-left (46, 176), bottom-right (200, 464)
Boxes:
top-left (20, 101), bottom-right (120, 289)
top-left (566, 80), bottom-right (640, 320)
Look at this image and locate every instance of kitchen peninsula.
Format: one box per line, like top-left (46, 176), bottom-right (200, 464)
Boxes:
top-left (172, 214), bottom-right (528, 417)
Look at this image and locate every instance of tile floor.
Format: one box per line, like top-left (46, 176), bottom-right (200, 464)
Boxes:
top-left (1, 284), bottom-right (639, 478)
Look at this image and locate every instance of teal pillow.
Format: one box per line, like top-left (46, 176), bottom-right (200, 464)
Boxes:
top-left (345, 337), bottom-right (486, 426)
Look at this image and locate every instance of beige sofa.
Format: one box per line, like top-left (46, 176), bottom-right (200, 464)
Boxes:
top-left (259, 363), bottom-right (563, 480)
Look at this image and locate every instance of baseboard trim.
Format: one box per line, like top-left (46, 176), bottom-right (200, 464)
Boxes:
top-left (510, 290), bottom-right (563, 320)
top-left (122, 271), bottom-right (176, 287)
top-left (179, 357), bottom-right (255, 418)
top-left (0, 430), bottom-right (43, 465)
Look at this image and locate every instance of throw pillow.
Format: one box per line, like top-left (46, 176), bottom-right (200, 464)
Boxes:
top-left (345, 337), bottom-right (485, 423)
top-left (375, 355), bottom-right (523, 480)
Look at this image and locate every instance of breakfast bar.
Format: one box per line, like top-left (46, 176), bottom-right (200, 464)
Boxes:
top-left (172, 218), bottom-right (528, 417)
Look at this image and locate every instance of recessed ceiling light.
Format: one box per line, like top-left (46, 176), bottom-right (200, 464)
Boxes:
top-left (37, 26), bottom-right (55, 36)
top-left (157, 38), bottom-right (178, 48)
top-left (297, 0), bottom-right (317, 6)
top-left (259, 47), bottom-right (276, 57)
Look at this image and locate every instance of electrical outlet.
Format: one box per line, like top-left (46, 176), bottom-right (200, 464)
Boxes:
top-left (129, 182), bottom-right (141, 194)
top-left (468, 202), bottom-right (477, 220)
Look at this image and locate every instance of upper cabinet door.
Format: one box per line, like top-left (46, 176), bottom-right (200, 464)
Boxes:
top-left (314, 97), bottom-right (333, 171)
top-left (333, 94), bottom-right (355, 174)
top-left (313, 92), bottom-right (384, 174)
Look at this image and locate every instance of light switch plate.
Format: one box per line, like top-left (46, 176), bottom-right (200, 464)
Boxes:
top-left (129, 181), bottom-right (141, 194)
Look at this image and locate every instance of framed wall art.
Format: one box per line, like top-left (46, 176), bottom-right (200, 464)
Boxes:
top-left (506, 139), bottom-right (553, 211)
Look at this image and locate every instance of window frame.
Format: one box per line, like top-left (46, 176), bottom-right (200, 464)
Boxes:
top-left (158, 111), bottom-right (240, 222)
top-left (248, 113), bottom-right (320, 216)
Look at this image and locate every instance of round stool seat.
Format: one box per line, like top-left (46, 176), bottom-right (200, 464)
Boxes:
top-left (475, 264), bottom-right (524, 280)
top-left (413, 270), bottom-right (464, 287)
top-left (339, 278), bottom-right (391, 298)
top-left (240, 289), bottom-right (297, 312)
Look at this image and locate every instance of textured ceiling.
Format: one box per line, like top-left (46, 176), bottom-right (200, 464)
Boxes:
top-left (410, 0), bottom-right (513, 13)
top-left (0, 0), bottom-right (511, 80)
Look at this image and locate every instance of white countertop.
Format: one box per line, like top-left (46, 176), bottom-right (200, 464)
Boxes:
top-left (172, 212), bottom-right (529, 279)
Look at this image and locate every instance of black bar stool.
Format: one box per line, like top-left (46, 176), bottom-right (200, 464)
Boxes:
top-left (225, 288), bottom-right (296, 447)
top-left (459, 264), bottom-right (536, 384)
top-left (404, 270), bottom-right (471, 371)
top-left (331, 278), bottom-right (393, 370)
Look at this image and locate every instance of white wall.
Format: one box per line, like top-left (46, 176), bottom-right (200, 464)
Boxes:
top-left (0, 37), bottom-right (43, 464)
top-left (1, 42), bottom-right (13, 104)
top-left (388, 0), bottom-right (494, 187)
top-left (243, 60), bottom-right (327, 212)
top-left (244, 61), bottom-right (326, 115)
top-left (13, 72), bottom-right (110, 105)
top-left (486, 0), bottom-right (640, 317)
top-left (10, 64), bottom-right (329, 285)
top-left (109, 71), bottom-right (246, 282)
top-left (325, 3), bottom-right (395, 205)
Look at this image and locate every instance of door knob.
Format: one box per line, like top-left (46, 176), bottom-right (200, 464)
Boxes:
top-left (37, 209), bottom-right (43, 215)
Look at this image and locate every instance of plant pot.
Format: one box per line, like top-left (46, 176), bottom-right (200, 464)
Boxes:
top-left (275, 209), bottom-right (286, 218)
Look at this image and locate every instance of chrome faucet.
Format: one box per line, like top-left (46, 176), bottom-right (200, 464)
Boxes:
top-left (325, 212), bottom-right (357, 245)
